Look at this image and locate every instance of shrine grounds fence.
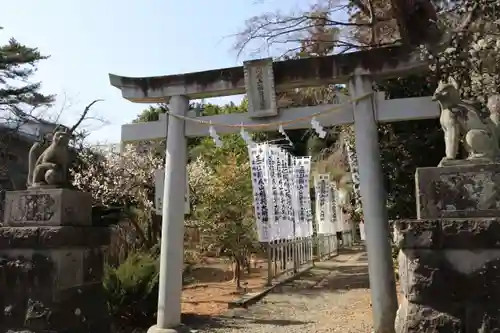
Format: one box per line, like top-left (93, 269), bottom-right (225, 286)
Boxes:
top-left (181, 224), bottom-right (353, 287)
top-left (264, 232), bottom-right (349, 285)
top-left (316, 233), bottom-right (339, 260)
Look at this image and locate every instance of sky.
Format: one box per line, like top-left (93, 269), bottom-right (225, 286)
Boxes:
top-left (0, 0), bottom-right (309, 144)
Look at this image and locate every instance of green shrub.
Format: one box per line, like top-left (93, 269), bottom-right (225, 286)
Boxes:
top-left (103, 251), bottom-right (159, 329)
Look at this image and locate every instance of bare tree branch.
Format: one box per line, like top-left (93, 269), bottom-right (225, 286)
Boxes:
top-left (232, 0), bottom-right (400, 58)
top-left (69, 99), bottom-right (104, 133)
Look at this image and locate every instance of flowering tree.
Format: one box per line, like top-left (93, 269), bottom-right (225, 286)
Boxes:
top-left (71, 144), bottom-right (163, 249)
top-left (189, 153), bottom-right (257, 289)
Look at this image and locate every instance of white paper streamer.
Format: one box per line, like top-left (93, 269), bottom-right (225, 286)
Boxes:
top-left (240, 127), bottom-right (254, 146)
top-left (311, 117), bottom-right (327, 138)
top-left (209, 125), bottom-right (223, 147)
top-left (278, 124), bottom-right (293, 147)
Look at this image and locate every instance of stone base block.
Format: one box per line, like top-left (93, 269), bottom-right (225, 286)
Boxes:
top-left (395, 218), bottom-right (500, 332)
top-left (0, 225), bottom-right (111, 332)
top-left (147, 325), bottom-right (188, 333)
top-left (3, 188), bottom-right (92, 226)
top-left (395, 297), bottom-right (500, 333)
top-left (395, 297), bottom-right (462, 333)
top-left (0, 283), bottom-right (110, 333)
top-left (416, 163), bottom-right (500, 219)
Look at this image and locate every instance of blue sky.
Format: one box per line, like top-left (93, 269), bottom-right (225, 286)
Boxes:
top-left (0, 0), bottom-right (305, 143)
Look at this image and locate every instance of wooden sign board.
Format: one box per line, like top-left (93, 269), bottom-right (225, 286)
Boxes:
top-left (243, 57), bottom-right (278, 118)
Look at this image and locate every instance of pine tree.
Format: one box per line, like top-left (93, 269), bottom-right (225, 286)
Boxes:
top-left (0, 27), bottom-right (54, 122)
top-left (0, 27), bottom-right (55, 201)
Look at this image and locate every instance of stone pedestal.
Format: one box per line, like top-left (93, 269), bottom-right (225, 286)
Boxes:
top-left (3, 188), bottom-right (92, 226)
top-left (0, 188), bottom-right (111, 333)
top-left (395, 163), bottom-right (500, 332)
top-left (416, 163), bottom-right (500, 219)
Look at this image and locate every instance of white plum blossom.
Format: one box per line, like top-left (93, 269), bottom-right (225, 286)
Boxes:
top-left (71, 144), bottom-right (163, 212)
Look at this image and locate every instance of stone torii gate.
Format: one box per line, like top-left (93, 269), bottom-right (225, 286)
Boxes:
top-left (109, 46), bottom-right (438, 333)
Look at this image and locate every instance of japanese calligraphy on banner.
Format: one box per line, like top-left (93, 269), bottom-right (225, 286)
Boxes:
top-left (292, 156), bottom-right (313, 237)
top-left (302, 158), bottom-right (313, 237)
top-left (249, 144), bottom-right (271, 242)
top-left (314, 174), bottom-right (334, 234)
top-left (249, 143), bottom-right (313, 241)
top-left (272, 146), bottom-right (294, 239)
top-left (330, 182), bottom-right (338, 229)
top-left (333, 183), bottom-right (345, 232)
top-left (265, 146), bottom-right (280, 240)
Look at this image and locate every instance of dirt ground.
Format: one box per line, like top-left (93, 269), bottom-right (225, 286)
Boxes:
top-left (182, 257), bottom-right (270, 316)
top-left (180, 249), bottom-right (403, 333)
top-left (200, 248), bottom-right (403, 333)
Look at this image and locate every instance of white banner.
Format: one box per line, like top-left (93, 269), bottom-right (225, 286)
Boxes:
top-left (249, 143), bottom-right (313, 241)
top-left (282, 149), bottom-right (296, 240)
top-left (274, 147), bottom-right (294, 239)
top-left (314, 174), bottom-right (334, 234)
top-left (249, 144), bottom-right (271, 242)
top-left (302, 157), bottom-right (313, 237)
top-left (265, 145), bottom-right (280, 241)
top-left (292, 156), bottom-right (313, 237)
top-left (360, 221), bottom-right (366, 241)
top-left (330, 181), bottom-right (338, 233)
top-left (331, 182), bottom-right (344, 232)
top-left (154, 169), bottom-right (190, 215)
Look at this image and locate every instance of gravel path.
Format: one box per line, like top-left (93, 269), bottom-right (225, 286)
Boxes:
top-left (193, 248), bottom-right (373, 333)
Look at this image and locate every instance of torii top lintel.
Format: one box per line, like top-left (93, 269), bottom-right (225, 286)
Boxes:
top-left (109, 46), bottom-right (427, 103)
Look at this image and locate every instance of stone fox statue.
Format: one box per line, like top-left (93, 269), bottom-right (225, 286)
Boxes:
top-left (27, 127), bottom-right (71, 188)
top-left (432, 78), bottom-right (500, 164)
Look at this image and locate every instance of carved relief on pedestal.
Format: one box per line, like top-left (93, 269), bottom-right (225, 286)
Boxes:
top-left (8, 193), bottom-right (56, 222)
top-left (3, 189), bottom-right (91, 226)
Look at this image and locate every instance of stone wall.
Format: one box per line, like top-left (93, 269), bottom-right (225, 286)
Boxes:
top-left (0, 188), bottom-right (111, 332)
top-left (394, 218), bottom-right (500, 332)
top-left (0, 226), bottom-right (111, 332)
top-left (395, 163), bottom-right (500, 332)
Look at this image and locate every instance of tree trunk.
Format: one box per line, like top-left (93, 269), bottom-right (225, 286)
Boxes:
top-left (234, 256), bottom-right (242, 290)
top-left (246, 255), bottom-right (251, 274)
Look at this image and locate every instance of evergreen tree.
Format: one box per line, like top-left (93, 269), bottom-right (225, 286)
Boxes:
top-left (0, 27), bottom-right (54, 122)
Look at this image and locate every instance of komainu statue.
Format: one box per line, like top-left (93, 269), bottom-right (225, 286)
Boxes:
top-left (432, 77), bottom-right (500, 166)
top-left (26, 99), bottom-right (103, 188)
top-left (27, 127), bottom-right (72, 188)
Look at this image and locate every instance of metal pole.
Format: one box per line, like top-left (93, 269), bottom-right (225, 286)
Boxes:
top-left (349, 74), bottom-right (398, 333)
top-left (149, 95), bottom-right (189, 333)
